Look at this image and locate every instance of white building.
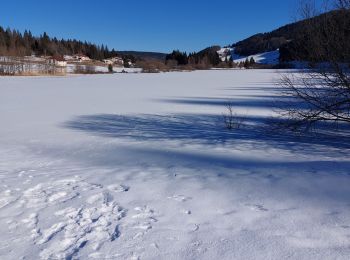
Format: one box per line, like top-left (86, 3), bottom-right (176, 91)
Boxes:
top-left (103, 59), bottom-right (113, 65)
top-left (72, 54), bottom-right (91, 62)
top-left (103, 57), bottom-right (124, 66)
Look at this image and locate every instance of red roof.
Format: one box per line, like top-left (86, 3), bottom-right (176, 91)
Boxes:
top-left (52, 55), bottom-right (65, 61)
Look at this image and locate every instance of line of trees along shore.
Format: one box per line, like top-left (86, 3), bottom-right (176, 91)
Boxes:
top-left (0, 27), bottom-right (118, 60)
top-left (165, 46), bottom-right (222, 68)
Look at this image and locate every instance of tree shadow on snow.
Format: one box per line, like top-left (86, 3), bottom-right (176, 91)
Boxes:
top-left (63, 113), bottom-right (350, 155)
top-left (59, 113), bottom-right (350, 204)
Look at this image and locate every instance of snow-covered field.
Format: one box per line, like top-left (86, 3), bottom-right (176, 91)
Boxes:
top-left (0, 70), bottom-right (349, 259)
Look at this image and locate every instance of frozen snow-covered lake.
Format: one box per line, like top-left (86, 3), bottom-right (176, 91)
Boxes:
top-left (0, 70), bottom-right (349, 259)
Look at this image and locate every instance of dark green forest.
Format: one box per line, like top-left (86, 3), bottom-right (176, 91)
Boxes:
top-left (0, 27), bottom-right (118, 60)
top-left (233, 9), bottom-right (350, 62)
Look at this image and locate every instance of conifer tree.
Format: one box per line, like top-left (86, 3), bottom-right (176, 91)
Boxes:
top-left (249, 57), bottom-right (255, 65)
top-left (244, 58), bottom-right (250, 68)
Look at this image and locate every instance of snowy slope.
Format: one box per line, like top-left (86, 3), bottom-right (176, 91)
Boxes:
top-left (217, 47), bottom-right (233, 61)
top-left (233, 50), bottom-right (280, 65)
top-left (217, 47), bottom-right (280, 65)
top-left (0, 71), bottom-right (349, 259)
top-left (233, 49), bottom-right (280, 65)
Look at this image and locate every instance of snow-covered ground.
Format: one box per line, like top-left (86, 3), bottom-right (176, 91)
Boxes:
top-left (66, 64), bottom-right (142, 74)
top-left (232, 50), bottom-right (280, 65)
top-left (217, 47), bottom-right (280, 65)
top-left (0, 70), bottom-right (349, 259)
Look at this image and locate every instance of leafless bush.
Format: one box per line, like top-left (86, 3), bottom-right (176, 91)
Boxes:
top-left (165, 59), bottom-right (178, 69)
top-left (335, 0), bottom-right (350, 9)
top-left (73, 65), bottom-right (97, 74)
top-left (135, 60), bottom-right (169, 73)
top-left (223, 103), bottom-right (244, 130)
top-left (108, 64), bottom-right (113, 73)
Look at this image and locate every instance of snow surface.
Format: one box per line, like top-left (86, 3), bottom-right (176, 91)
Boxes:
top-left (0, 70), bottom-right (350, 259)
top-left (217, 47), bottom-right (233, 61)
top-left (232, 50), bottom-right (280, 65)
top-left (66, 64), bottom-right (142, 74)
top-left (217, 48), bottom-right (280, 65)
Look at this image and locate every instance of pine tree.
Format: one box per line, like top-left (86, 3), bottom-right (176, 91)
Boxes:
top-left (244, 58), bottom-right (250, 68)
top-left (0, 25), bottom-right (125, 59)
top-left (228, 59), bottom-right (233, 68)
top-left (249, 57), bottom-right (255, 66)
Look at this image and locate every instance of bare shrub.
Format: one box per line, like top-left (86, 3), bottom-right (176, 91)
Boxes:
top-left (108, 64), bottom-right (113, 73)
top-left (165, 59), bottom-right (178, 69)
top-left (216, 62), bottom-right (229, 69)
top-left (223, 103), bottom-right (244, 130)
top-left (335, 0), bottom-right (350, 9)
top-left (73, 65), bottom-right (97, 74)
top-left (135, 60), bottom-right (169, 73)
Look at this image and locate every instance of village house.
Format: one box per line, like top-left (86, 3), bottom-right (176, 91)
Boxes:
top-left (102, 59), bottom-right (113, 65)
top-left (103, 56), bottom-right (124, 66)
top-left (72, 54), bottom-right (91, 62)
top-left (48, 55), bottom-right (67, 67)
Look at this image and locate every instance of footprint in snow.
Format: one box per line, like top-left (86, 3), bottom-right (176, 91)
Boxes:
top-left (128, 206), bottom-right (158, 239)
top-left (247, 204), bottom-right (268, 212)
top-left (187, 224), bottom-right (200, 233)
top-left (182, 209), bottom-right (191, 215)
top-left (167, 194), bottom-right (191, 202)
top-left (132, 206), bottom-right (157, 222)
top-left (86, 191), bottom-right (113, 205)
top-left (107, 184), bottom-right (129, 192)
top-left (17, 179), bottom-right (127, 259)
top-left (38, 201), bottom-right (126, 259)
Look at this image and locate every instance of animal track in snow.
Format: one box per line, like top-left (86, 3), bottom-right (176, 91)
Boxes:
top-left (167, 194), bottom-right (192, 202)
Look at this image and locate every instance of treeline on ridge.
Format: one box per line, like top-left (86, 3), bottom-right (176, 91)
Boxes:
top-left (233, 9), bottom-right (350, 63)
top-left (0, 27), bottom-right (127, 60)
top-left (165, 46), bottom-right (222, 69)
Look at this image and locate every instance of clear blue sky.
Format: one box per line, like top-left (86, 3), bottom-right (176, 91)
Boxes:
top-left (0, 0), bottom-right (317, 53)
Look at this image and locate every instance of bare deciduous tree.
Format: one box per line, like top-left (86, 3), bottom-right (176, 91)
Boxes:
top-left (279, 0), bottom-right (350, 131)
top-left (335, 0), bottom-right (350, 9)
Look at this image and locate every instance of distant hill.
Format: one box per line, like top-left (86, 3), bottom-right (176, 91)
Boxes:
top-left (0, 27), bottom-right (168, 63)
top-left (232, 9), bottom-right (350, 62)
top-left (165, 46), bottom-right (222, 68)
top-left (0, 25), bottom-right (168, 63)
top-left (232, 19), bottom-right (304, 57)
top-left (117, 51), bottom-right (167, 61)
